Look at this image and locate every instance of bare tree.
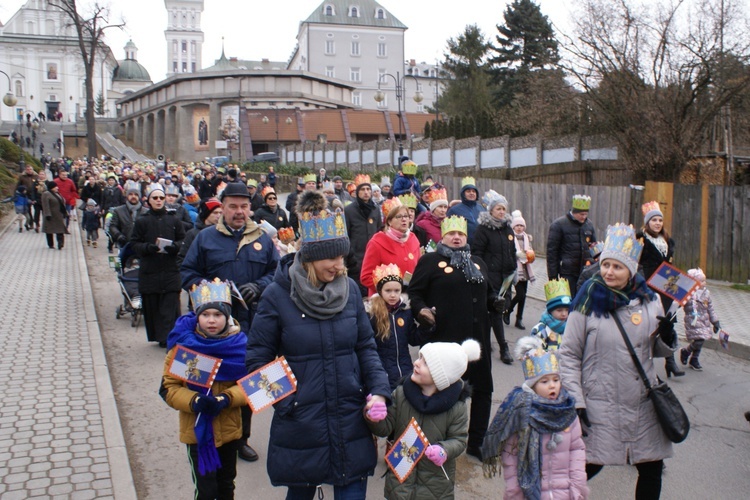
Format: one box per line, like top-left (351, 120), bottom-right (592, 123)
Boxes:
top-left (561, 0), bottom-right (750, 182)
top-left (48, 0), bottom-right (123, 160)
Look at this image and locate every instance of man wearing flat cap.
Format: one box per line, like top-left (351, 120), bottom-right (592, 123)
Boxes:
top-left (180, 181), bottom-right (279, 463)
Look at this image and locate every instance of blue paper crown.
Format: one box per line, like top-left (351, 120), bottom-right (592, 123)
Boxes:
top-left (189, 278), bottom-right (232, 310)
top-left (521, 350), bottom-right (560, 380)
top-left (601, 223), bottom-right (643, 268)
top-left (299, 208), bottom-right (347, 244)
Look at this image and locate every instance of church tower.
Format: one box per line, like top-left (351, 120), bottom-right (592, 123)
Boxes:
top-left (164, 0), bottom-right (204, 76)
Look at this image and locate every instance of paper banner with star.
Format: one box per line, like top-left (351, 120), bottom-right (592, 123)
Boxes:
top-left (237, 356), bottom-right (297, 413)
top-left (168, 345), bottom-right (222, 389)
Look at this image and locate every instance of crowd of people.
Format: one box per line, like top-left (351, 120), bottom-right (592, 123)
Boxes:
top-left (16, 155), bottom-right (717, 500)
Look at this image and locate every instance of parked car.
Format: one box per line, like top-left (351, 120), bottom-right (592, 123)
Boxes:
top-left (251, 152), bottom-right (279, 163)
top-left (210, 156), bottom-right (229, 167)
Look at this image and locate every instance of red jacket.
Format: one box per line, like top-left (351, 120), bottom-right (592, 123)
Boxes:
top-left (360, 231), bottom-right (420, 296)
top-left (415, 211), bottom-right (443, 245)
top-left (55, 177), bottom-right (79, 205)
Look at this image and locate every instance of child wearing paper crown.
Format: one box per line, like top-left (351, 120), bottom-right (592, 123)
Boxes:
top-left (680, 268), bottom-right (721, 372)
top-left (482, 336), bottom-right (588, 500)
top-left (530, 279), bottom-right (572, 351)
top-left (367, 263), bottom-right (432, 390)
top-left (366, 340), bottom-right (479, 499)
top-left (160, 279), bottom-right (249, 500)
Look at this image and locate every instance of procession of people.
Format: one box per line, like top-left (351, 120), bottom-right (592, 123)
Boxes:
top-left (15, 154), bottom-right (701, 499)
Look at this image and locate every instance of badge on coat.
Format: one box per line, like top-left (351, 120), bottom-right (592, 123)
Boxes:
top-left (253, 242), bottom-right (262, 251)
top-left (444, 266), bottom-right (453, 274)
top-left (368, 218), bottom-right (374, 224)
top-left (407, 253), bottom-right (414, 260)
top-left (397, 318), bottom-right (405, 327)
top-left (508, 234), bottom-right (514, 241)
top-left (438, 261), bottom-right (447, 268)
top-left (631, 312), bottom-right (642, 325)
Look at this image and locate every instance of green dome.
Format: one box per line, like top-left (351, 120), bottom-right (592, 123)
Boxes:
top-left (113, 59), bottom-right (151, 82)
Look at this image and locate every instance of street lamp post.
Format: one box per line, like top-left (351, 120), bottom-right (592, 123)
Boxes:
top-left (373, 71), bottom-right (423, 162)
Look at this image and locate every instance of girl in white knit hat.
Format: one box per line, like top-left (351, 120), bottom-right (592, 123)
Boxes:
top-left (366, 339), bottom-right (480, 499)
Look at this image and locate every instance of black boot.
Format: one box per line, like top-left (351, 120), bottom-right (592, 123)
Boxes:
top-left (689, 354), bottom-right (703, 371)
top-left (238, 441), bottom-right (259, 462)
top-left (515, 318), bottom-right (525, 330)
top-left (665, 355), bottom-right (685, 378)
top-left (679, 347), bottom-right (690, 365)
top-left (502, 310), bottom-right (511, 325)
top-left (499, 342), bottom-right (513, 365)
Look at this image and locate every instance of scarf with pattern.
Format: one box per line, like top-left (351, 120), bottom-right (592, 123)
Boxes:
top-left (571, 273), bottom-right (655, 318)
top-left (436, 242), bottom-right (484, 283)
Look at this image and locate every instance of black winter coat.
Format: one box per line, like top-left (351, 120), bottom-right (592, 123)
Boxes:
top-left (176, 219), bottom-right (207, 268)
top-left (345, 198), bottom-right (382, 278)
top-left (636, 231), bottom-right (675, 280)
top-left (109, 203), bottom-right (148, 243)
top-left (130, 208), bottom-right (185, 294)
top-left (408, 251), bottom-right (494, 392)
top-left (100, 185), bottom-right (124, 213)
top-left (472, 214), bottom-right (517, 292)
top-left (253, 204), bottom-right (289, 231)
top-left (246, 253), bottom-right (391, 487)
top-left (546, 213), bottom-right (597, 279)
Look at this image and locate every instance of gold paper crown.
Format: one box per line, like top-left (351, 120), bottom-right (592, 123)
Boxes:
top-left (303, 173), bottom-right (317, 184)
top-left (246, 178), bottom-right (258, 188)
top-left (381, 197), bottom-right (404, 220)
top-left (189, 278), bottom-right (232, 310)
top-left (354, 174), bottom-right (371, 186)
top-left (461, 176), bottom-right (476, 189)
top-left (401, 160), bottom-right (418, 175)
top-left (373, 263), bottom-right (403, 288)
top-left (544, 279), bottom-right (571, 303)
top-left (601, 223), bottom-right (644, 267)
top-left (424, 187), bottom-right (447, 206)
top-left (441, 215), bottom-right (467, 236)
top-left (299, 207), bottom-right (348, 243)
top-left (572, 194), bottom-right (591, 211)
top-left (641, 200), bottom-right (660, 216)
top-left (277, 226), bottom-right (296, 244)
top-left (522, 349), bottom-right (560, 380)
top-left (397, 193), bottom-right (418, 210)
top-left (261, 186), bottom-right (275, 198)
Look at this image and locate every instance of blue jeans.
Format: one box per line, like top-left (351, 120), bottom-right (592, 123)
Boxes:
top-left (286, 478), bottom-right (368, 500)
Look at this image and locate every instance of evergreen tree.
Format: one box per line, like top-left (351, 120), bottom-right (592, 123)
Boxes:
top-left (436, 25), bottom-right (495, 120)
top-left (95, 91), bottom-right (107, 116)
top-left (424, 121), bottom-right (432, 139)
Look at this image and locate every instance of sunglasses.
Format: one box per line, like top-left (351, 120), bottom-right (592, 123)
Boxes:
top-left (150, 196), bottom-right (166, 200)
top-left (267, 196), bottom-right (277, 200)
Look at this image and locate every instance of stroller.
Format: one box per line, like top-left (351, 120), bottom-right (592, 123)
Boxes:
top-left (112, 244), bottom-right (142, 328)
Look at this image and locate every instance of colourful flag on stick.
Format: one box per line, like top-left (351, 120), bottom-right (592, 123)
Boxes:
top-left (385, 417), bottom-right (430, 483)
top-left (719, 329), bottom-right (730, 350)
top-left (168, 345), bottom-right (222, 388)
top-left (646, 262), bottom-right (699, 306)
top-left (238, 356), bottom-right (297, 413)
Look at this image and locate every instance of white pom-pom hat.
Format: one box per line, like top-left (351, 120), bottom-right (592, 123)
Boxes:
top-left (419, 339), bottom-right (481, 391)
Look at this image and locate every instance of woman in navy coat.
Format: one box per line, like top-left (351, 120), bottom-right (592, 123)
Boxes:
top-left (246, 191), bottom-right (390, 499)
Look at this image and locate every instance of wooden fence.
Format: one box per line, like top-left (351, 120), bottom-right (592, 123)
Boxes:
top-left (428, 176), bottom-right (750, 284)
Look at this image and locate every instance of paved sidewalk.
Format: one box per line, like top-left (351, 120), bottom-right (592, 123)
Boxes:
top-left (0, 218), bottom-right (135, 499)
top-left (526, 256), bottom-right (750, 359)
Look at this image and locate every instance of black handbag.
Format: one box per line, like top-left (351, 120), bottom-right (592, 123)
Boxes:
top-left (612, 313), bottom-right (690, 444)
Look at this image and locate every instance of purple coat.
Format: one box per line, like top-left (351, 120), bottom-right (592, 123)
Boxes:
top-left (683, 287), bottom-right (719, 341)
top-left (501, 417), bottom-right (589, 500)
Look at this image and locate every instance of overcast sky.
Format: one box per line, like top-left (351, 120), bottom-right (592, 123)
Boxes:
top-left (1, 0), bottom-right (576, 82)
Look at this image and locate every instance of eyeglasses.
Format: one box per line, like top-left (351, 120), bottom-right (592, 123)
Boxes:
top-left (267, 196), bottom-right (277, 200)
top-left (392, 214), bottom-right (410, 220)
top-left (150, 196), bottom-right (165, 200)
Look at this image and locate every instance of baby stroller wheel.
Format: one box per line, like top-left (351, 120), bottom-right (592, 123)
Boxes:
top-left (131, 310), bottom-right (141, 328)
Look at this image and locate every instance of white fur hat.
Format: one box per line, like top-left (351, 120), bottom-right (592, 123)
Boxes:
top-left (419, 339), bottom-right (481, 391)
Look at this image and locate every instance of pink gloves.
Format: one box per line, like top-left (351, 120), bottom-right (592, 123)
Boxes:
top-left (367, 401), bottom-right (387, 421)
top-left (365, 394), bottom-right (388, 422)
top-left (425, 445), bottom-right (447, 466)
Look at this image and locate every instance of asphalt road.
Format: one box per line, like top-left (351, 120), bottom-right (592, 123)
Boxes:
top-left (81, 203), bottom-right (750, 499)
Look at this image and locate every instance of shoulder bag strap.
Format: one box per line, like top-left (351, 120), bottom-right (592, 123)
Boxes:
top-left (612, 312), bottom-right (653, 392)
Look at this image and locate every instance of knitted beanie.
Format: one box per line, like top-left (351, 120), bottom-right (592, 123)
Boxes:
top-left (198, 197), bottom-right (222, 222)
top-left (419, 339), bottom-right (481, 391)
top-left (195, 301), bottom-right (231, 319)
top-left (511, 210), bottom-right (526, 229)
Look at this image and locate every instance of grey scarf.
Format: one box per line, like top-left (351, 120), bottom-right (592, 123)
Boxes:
top-left (289, 253), bottom-right (350, 320)
top-left (126, 200), bottom-right (142, 221)
top-left (436, 243), bottom-right (485, 283)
